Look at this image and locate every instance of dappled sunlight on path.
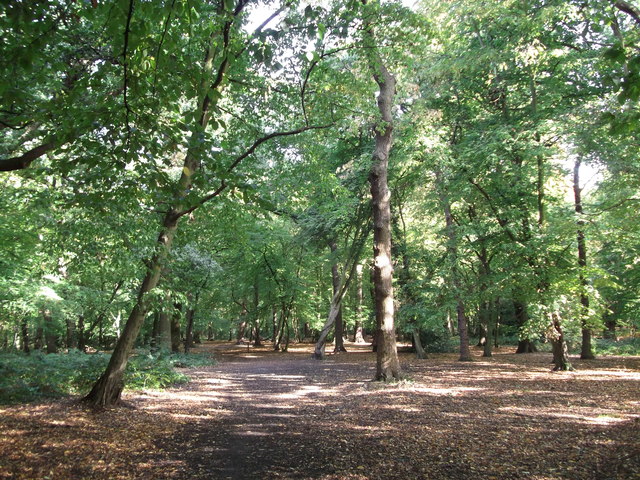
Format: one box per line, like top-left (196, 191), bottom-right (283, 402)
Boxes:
top-left (133, 342), bottom-right (640, 480)
top-left (1, 341), bottom-right (638, 479)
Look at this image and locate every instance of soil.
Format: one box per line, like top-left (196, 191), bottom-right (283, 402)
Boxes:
top-left (1, 341), bottom-right (639, 479)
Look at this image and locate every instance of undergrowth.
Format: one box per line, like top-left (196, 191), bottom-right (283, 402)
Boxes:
top-left (0, 350), bottom-right (215, 404)
top-left (594, 337), bottom-right (640, 356)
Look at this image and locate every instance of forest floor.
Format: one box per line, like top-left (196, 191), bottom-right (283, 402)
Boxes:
top-left (1, 342), bottom-right (639, 480)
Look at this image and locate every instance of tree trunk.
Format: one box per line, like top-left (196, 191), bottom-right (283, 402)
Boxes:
top-left (574, 158), bottom-right (595, 360)
top-left (84, 213), bottom-right (179, 406)
top-left (362, 3), bottom-right (401, 380)
top-left (550, 313), bottom-right (573, 371)
top-left (171, 303), bottom-right (182, 353)
top-left (77, 315), bottom-right (85, 352)
top-left (412, 328), bottom-right (427, 359)
top-left (352, 264), bottom-right (365, 343)
top-left (514, 301), bottom-right (537, 353)
top-left (21, 317), bottom-right (30, 353)
top-left (43, 309), bottom-right (57, 354)
top-left (481, 302), bottom-right (492, 358)
top-left (184, 308), bottom-right (195, 353)
top-left (435, 170), bottom-right (471, 362)
top-left (66, 316), bottom-right (76, 350)
top-left (330, 241), bottom-right (347, 353)
top-left (252, 280), bottom-right (262, 347)
top-left (157, 309), bottom-right (172, 352)
top-left (313, 303), bottom-right (342, 359)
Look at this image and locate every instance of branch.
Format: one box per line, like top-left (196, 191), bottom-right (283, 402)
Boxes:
top-left (175, 123), bottom-right (332, 218)
top-left (614, 1), bottom-right (640, 28)
top-left (0, 142), bottom-right (57, 172)
top-left (122, 0), bottom-right (136, 141)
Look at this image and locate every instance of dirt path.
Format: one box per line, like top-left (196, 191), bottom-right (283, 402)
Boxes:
top-left (1, 342), bottom-right (639, 479)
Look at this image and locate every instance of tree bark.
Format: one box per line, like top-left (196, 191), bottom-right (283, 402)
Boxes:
top-left (574, 158), bottom-right (595, 360)
top-left (435, 170), bottom-right (472, 362)
top-left (21, 317), bottom-right (30, 353)
top-left (330, 241), bottom-right (347, 353)
top-left (171, 303), bottom-right (182, 353)
top-left (550, 313), bottom-right (573, 371)
top-left (412, 328), bottom-right (427, 359)
top-left (184, 308), bottom-right (195, 353)
top-left (362, 9), bottom-right (401, 380)
top-left (514, 301), bottom-right (537, 353)
top-left (352, 264), bottom-right (365, 343)
top-left (43, 309), bottom-right (57, 354)
top-left (84, 214), bottom-right (179, 406)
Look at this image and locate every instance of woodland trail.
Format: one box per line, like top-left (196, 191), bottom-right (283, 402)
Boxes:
top-left (1, 342), bottom-right (640, 479)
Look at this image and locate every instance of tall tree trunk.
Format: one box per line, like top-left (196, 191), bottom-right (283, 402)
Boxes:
top-left (171, 303), bottom-right (182, 353)
top-left (157, 308), bottom-right (172, 352)
top-left (77, 315), bottom-right (85, 352)
top-left (21, 317), bottom-right (30, 353)
top-left (84, 214), bottom-right (179, 406)
top-left (435, 170), bottom-right (472, 362)
top-left (574, 158), bottom-right (595, 360)
top-left (362, 1), bottom-right (401, 380)
top-left (252, 281), bottom-right (262, 347)
top-left (42, 309), bottom-right (57, 354)
top-left (330, 241), bottom-right (347, 353)
top-left (352, 264), bottom-right (365, 343)
top-left (66, 316), bottom-right (77, 350)
top-left (184, 308), bottom-right (195, 353)
top-left (83, 4), bottom-right (249, 406)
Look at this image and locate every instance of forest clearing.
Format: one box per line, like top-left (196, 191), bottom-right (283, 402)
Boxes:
top-left (1, 341), bottom-right (639, 480)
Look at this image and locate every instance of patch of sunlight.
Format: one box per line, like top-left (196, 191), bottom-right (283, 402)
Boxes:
top-left (237, 430), bottom-right (269, 437)
top-left (404, 385), bottom-right (484, 396)
top-left (275, 385), bottom-right (335, 400)
top-left (169, 412), bottom-right (232, 420)
top-left (577, 370), bottom-right (640, 380)
top-left (500, 406), bottom-right (638, 425)
top-left (205, 378), bottom-right (236, 385)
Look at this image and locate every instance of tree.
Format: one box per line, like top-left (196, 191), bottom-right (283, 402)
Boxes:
top-left (361, 0), bottom-right (401, 381)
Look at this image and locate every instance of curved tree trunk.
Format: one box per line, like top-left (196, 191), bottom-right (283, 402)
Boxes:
top-left (84, 216), bottom-right (178, 406)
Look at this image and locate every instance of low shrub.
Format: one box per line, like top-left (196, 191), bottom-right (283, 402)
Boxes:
top-left (594, 337), bottom-right (640, 356)
top-left (0, 350), bottom-right (215, 404)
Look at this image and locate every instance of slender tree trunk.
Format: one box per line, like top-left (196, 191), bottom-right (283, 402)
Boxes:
top-left (184, 308), bottom-right (195, 353)
top-left (362, 3), bottom-right (401, 380)
top-left (352, 264), bottom-right (365, 343)
top-left (171, 303), bottom-right (182, 353)
top-left (435, 170), bottom-right (472, 362)
top-left (574, 158), bottom-right (595, 360)
top-left (252, 280), bottom-right (262, 347)
top-left (77, 315), bottom-right (85, 352)
top-left (83, 5), bottom-right (250, 405)
top-left (330, 241), bottom-right (347, 353)
top-left (66, 317), bottom-right (76, 350)
top-left (84, 214), bottom-right (179, 406)
top-left (21, 317), bottom-right (30, 353)
top-left (42, 309), bottom-right (57, 354)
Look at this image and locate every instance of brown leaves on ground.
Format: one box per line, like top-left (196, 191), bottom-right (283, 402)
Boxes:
top-left (1, 342), bottom-right (639, 479)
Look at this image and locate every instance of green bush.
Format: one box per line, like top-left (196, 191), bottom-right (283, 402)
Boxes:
top-left (594, 337), bottom-right (640, 356)
top-left (420, 329), bottom-right (458, 353)
top-left (0, 350), bottom-right (215, 404)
